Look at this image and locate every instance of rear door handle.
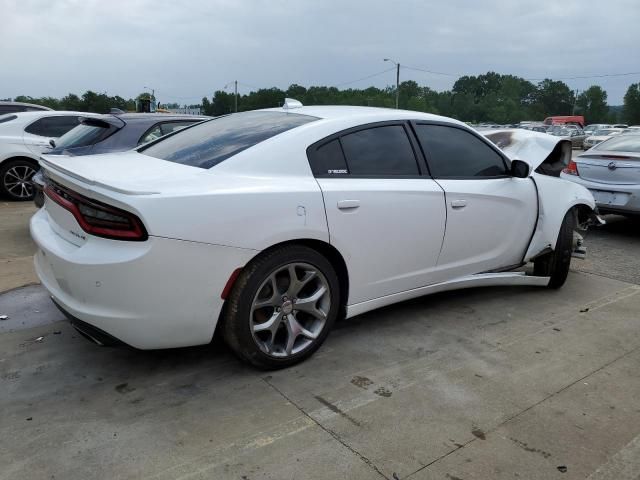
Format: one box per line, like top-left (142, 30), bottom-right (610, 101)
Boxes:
top-left (451, 199), bottom-right (467, 209)
top-left (337, 200), bottom-right (360, 210)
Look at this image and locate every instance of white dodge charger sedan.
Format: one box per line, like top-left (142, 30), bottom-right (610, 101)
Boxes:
top-left (31, 102), bottom-right (597, 368)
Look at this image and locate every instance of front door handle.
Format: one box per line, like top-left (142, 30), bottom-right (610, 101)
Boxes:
top-left (451, 199), bottom-right (467, 209)
top-left (337, 199), bottom-right (360, 210)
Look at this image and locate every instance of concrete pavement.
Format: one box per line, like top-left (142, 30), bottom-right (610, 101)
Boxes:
top-left (1, 202), bottom-right (640, 479)
top-left (2, 271), bottom-right (640, 479)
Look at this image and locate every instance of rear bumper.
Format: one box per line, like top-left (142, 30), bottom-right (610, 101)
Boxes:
top-left (30, 207), bottom-right (256, 349)
top-left (559, 173), bottom-right (640, 214)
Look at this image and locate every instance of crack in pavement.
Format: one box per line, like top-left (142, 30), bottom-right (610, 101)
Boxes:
top-left (263, 377), bottom-right (389, 480)
top-left (403, 342), bottom-right (640, 479)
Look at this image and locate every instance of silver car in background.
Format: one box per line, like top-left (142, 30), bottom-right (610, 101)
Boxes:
top-left (561, 133), bottom-right (640, 215)
top-left (582, 128), bottom-right (624, 150)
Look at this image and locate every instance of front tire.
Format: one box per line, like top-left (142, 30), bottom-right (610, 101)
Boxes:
top-left (0, 159), bottom-right (38, 201)
top-left (222, 245), bottom-right (340, 369)
top-left (534, 210), bottom-right (575, 289)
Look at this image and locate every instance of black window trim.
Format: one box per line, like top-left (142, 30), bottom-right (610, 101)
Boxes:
top-left (306, 120), bottom-right (430, 179)
top-left (410, 120), bottom-right (513, 180)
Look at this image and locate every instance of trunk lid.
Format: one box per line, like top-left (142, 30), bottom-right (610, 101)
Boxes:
top-left (39, 150), bottom-right (207, 195)
top-left (576, 152), bottom-right (640, 185)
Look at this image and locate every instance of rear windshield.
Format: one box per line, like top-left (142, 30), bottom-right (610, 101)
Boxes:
top-left (593, 134), bottom-right (640, 152)
top-left (140, 111), bottom-right (317, 169)
top-left (55, 122), bottom-right (112, 149)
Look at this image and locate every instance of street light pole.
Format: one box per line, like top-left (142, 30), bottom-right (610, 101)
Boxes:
top-left (234, 80), bottom-right (238, 113)
top-left (384, 59), bottom-right (400, 109)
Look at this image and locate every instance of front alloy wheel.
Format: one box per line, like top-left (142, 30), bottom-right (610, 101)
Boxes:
top-left (223, 245), bottom-right (340, 369)
top-left (0, 160), bottom-right (37, 200)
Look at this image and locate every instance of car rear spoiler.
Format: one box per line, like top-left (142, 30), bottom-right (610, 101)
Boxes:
top-left (79, 115), bottom-right (126, 129)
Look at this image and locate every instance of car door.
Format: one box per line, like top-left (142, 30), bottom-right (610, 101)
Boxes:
top-left (309, 122), bottom-right (447, 305)
top-left (413, 123), bottom-right (537, 280)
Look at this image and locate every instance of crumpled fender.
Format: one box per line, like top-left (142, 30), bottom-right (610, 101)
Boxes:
top-left (482, 129), bottom-right (572, 175)
top-left (524, 173), bottom-right (596, 260)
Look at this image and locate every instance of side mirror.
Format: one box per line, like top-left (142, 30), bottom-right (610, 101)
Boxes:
top-left (49, 139), bottom-right (56, 148)
top-left (510, 159), bottom-right (530, 178)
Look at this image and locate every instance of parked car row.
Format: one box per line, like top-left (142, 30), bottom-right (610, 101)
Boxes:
top-left (0, 109), bottom-right (207, 201)
top-left (29, 100), bottom-right (600, 368)
top-left (562, 131), bottom-right (640, 216)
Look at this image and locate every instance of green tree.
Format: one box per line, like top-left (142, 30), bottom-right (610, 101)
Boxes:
top-left (532, 79), bottom-right (574, 117)
top-left (623, 83), bottom-right (640, 125)
top-left (201, 97), bottom-right (213, 116)
top-left (576, 86), bottom-right (608, 124)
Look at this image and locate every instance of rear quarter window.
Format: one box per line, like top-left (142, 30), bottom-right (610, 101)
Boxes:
top-left (140, 111), bottom-right (317, 169)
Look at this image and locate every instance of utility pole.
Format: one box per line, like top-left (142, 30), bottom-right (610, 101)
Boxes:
top-left (384, 59), bottom-right (400, 109)
top-left (234, 80), bottom-right (238, 113)
top-left (573, 89), bottom-right (580, 115)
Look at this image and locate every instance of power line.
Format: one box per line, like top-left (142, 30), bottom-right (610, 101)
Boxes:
top-left (332, 67), bottom-right (396, 87)
top-left (526, 71), bottom-right (640, 81)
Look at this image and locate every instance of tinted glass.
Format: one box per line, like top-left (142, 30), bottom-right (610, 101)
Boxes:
top-left (0, 114), bottom-right (17, 124)
top-left (593, 134), bottom-right (640, 152)
top-left (55, 123), bottom-right (109, 149)
top-left (308, 139), bottom-right (348, 176)
top-left (416, 124), bottom-right (507, 178)
top-left (25, 116), bottom-right (80, 137)
top-left (339, 125), bottom-right (419, 176)
top-left (141, 111), bottom-right (317, 168)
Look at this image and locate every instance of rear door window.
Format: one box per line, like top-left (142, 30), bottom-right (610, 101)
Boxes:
top-left (415, 124), bottom-right (508, 178)
top-left (339, 125), bottom-right (419, 176)
top-left (25, 116), bottom-right (81, 137)
top-left (140, 111), bottom-right (317, 168)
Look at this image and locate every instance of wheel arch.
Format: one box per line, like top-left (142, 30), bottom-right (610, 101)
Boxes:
top-left (0, 155), bottom-right (40, 167)
top-left (226, 238), bottom-right (350, 319)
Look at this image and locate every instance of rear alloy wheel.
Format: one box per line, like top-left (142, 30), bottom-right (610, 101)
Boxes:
top-left (223, 246), bottom-right (340, 369)
top-left (534, 210), bottom-right (575, 289)
top-left (0, 159), bottom-right (38, 201)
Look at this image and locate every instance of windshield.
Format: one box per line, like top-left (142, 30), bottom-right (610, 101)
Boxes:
top-left (593, 134), bottom-right (640, 152)
top-left (140, 111), bottom-right (318, 169)
top-left (55, 122), bottom-right (111, 149)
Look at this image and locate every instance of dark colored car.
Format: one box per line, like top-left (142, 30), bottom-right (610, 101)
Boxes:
top-left (33, 113), bottom-right (208, 206)
top-left (0, 101), bottom-right (53, 115)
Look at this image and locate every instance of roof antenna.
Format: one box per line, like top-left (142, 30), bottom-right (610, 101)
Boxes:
top-left (283, 98), bottom-right (303, 110)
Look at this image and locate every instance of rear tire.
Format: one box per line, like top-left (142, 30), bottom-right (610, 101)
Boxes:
top-left (0, 158), bottom-right (38, 201)
top-left (222, 245), bottom-right (340, 369)
top-left (534, 210), bottom-right (575, 289)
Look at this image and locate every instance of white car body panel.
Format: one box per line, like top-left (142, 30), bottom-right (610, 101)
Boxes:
top-left (347, 271), bottom-right (550, 318)
top-left (31, 203), bottom-right (256, 349)
top-left (0, 111), bottom-right (100, 163)
top-left (524, 173), bottom-right (596, 260)
top-left (30, 106), bottom-right (597, 349)
top-left (317, 177), bottom-right (446, 304)
top-left (435, 177), bottom-right (537, 274)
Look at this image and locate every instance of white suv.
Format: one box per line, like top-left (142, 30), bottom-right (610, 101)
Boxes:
top-left (0, 111), bottom-right (99, 200)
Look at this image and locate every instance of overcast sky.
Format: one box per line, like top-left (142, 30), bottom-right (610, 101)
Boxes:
top-left (2, 0), bottom-right (639, 105)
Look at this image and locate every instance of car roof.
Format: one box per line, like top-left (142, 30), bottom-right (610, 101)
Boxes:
top-left (6, 110), bottom-right (102, 120)
top-left (261, 105), bottom-right (466, 126)
top-left (0, 101), bottom-right (53, 110)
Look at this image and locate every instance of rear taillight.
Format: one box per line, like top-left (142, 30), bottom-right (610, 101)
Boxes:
top-left (562, 160), bottom-right (579, 176)
top-left (44, 181), bottom-right (148, 241)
